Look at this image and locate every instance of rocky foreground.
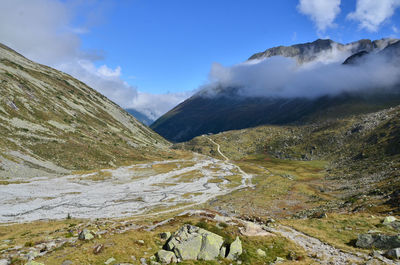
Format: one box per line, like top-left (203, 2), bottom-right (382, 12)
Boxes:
top-left (1, 210), bottom-right (400, 264)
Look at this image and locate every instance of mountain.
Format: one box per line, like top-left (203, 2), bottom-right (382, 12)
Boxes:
top-left (0, 43), bottom-right (170, 177)
top-left (125, 108), bottom-right (155, 126)
top-left (151, 38), bottom-right (400, 142)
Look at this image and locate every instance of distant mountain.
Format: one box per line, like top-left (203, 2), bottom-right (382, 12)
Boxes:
top-left (125, 108), bottom-right (155, 126)
top-left (151, 38), bottom-right (400, 142)
top-left (0, 43), bottom-right (169, 177)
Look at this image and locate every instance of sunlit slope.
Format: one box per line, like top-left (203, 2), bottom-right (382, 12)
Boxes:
top-left (0, 43), bottom-right (170, 176)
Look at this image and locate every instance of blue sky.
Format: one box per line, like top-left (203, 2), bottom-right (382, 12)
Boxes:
top-left (1, 0), bottom-right (400, 120)
top-left (79, 0), bottom-right (400, 94)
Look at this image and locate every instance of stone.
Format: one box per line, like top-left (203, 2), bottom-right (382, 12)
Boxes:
top-left (356, 234), bottom-right (400, 249)
top-left (383, 216), bottom-right (397, 225)
top-left (166, 224), bottom-right (224, 261)
top-left (0, 260), bottom-right (9, 265)
top-left (93, 244), bottom-right (104, 254)
top-left (156, 250), bottom-right (177, 264)
top-left (256, 249), bottom-right (266, 257)
top-left (197, 232), bottom-right (225, 260)
top-left (105, 257), bottom-right (116, 265)
top-left (226, 237), bottom-right (242, 260)
top-left (159, 232), bottom-right (171, 240)
top-left (78, 229), bottom-right (94, 241)
top-left (275, 257), bottom-right (285, 262)
top-left (385, 248), bottom-right (400, 259)
top-left (140, 258), bottom-right (147, 265)
top-left (137, 240), bottom-right (145, 245)
top-left (61, 261), bottom-right (73, 265)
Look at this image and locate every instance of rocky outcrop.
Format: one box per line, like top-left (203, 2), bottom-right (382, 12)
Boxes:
top-left (156, 225), bottom-right (242, 263)
top-left (356, 234), bottom-right (400, 249)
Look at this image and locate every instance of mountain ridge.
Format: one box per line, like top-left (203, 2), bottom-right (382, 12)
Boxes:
top-left (151, 38), bottom-right (400, 142)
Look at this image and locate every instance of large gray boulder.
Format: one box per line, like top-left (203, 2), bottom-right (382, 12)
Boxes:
top-left (165, 224), bottom-right (224, 261)
top-left (226, 236), bottom-right (242, 259)
top-left (156, 250), bottom-right (177, 264)
top-left (356, 234), bottom-right (400, 249)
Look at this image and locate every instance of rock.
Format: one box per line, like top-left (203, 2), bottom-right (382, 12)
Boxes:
top-left (140, 258), bottom-right (147, 265)
top-left (137, 240), bottom-right (145, 245)
top-left (150, 262), bottom-right (160, 265)
top-left (226, 237), bottom-right (242, 260)
top-left (93, 244), bottom-right (104, 254)
top-left (0, 260), bottom-right (9, 265)
top-left (166, 224), bottom-right (224, 261)
top-left (105, 257), bottom-right (116, 265)
top-left (197, 231), bottom-right (225, 260)
top-left (356, 234), bottom-right (400, 249)
top-left (61, 261), bottom-right (73, 265)
top-left (159, 232), bottom-right (171, 240)
top-left (157, 250), bottom-right (177, 264)
top-left (275, 257), bottom-right (285, 263)
top-left (256, 249), bottom-right (266, 257)
top-left (383, 216), bottom-right (397, 225)
top-left (78, 229), bottom-right (95, 241)
top-left (385, 248), bottom-right (400, 259)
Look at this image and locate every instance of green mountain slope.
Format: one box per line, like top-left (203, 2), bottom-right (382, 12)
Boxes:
top-left (0, 43), bottom-right (170, 177)
top-left (175, 104), bottom-right (400, 215)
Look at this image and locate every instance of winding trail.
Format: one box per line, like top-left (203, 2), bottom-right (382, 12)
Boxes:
top-left (204, 136), bottom-right (253, 187)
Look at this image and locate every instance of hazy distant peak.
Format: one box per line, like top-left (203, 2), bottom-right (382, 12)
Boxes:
top-left (249, 38), bottom-right (399, 64)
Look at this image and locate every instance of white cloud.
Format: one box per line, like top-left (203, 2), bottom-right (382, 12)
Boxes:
top-left (347, 0), bottom-right (400, 32)
top-left (297, 0), bottom-right (341, 32)
top-left (204, 49), bottom-right (400, 99)
top-left (393, 25), bottom-right (399, 33)
top-left (0, 0), bottom-right (185, 121)
top-left (130, 91), bottom-right (194, 121)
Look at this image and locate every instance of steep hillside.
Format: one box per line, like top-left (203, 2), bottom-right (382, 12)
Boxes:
top-left (151, 38), bottom-right (400, 142)
top-left (0, 43), bottom-right (170, 177)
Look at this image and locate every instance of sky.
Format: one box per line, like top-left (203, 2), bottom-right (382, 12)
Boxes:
top-left (1, 0), bottom-right (400, 121)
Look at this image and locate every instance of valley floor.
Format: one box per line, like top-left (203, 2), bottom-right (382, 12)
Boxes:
top-left (0, 141), bottom-right (399, 264)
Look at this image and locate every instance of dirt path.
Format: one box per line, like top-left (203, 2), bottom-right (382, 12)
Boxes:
top-left (204, 136), bottom-right (253, 187)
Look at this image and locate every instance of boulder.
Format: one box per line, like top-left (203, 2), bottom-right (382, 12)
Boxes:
top-left (226, 237), bottom-right (242, 260)
top-left (356, 234), bottom-right (400, 249)
top-left (156, 250), bottom-right (177, 264)
top-left (0, 260), bottom-right (9, 265)
top-left (78, 229), bottom-right (95, 240)
top-left (165, 224), bottom-right (224, 261)
top-left (385, 248), bottom-right (400, 259)
top-left (383, 216), bottom-right (398, 225)
top-left (197, 231), bottom-right (225, 260)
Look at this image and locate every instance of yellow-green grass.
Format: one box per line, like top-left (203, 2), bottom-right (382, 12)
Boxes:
top-left (24, 215), bottom-right (312, 265)
top-left (281, 213), bottom-right (399, 254)
top-left (207, 154), bottom-right (331, 218)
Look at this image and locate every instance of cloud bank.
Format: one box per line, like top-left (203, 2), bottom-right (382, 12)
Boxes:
top-left (203, 46), bottom-right (400, 99)
top-left (297, 0), bottom-right (341, 32)
top-left (348, 0), bottom-right (400, 32)
top-left (0, 0), bottom-right (186, 121)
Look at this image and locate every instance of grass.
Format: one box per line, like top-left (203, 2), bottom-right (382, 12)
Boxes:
top-left (207, 154), bottom-right (331, 218)
top-left (27, 214), bottom-right (313, 265)
top-left (281, 213), bottom-right (399, 254)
